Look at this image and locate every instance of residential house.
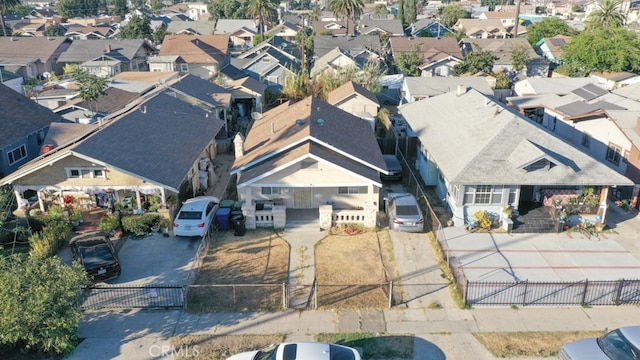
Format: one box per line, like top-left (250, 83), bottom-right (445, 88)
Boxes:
top-left (214, 19), bottom-right (258, 49)
top-left (313, 35), bottom-right (384, 62)
top-left (590, 72), bottom-right (640, 90)
top-left (184, 2), bottom-right (210, 21)
top-left (478, 11), bottom-right (518, 29)
top-left (506, 83), bottom-right (640, 207)
top-left (31, 87), bottom-right (79, 110)
top-left (399, 87), bottom-right (633, 230)
top-left (407, 18), bottom-right (453, 38)
top-left (0, 83), bottom-right (61, 177)
top-left (453, 18), bottom-right (509, 39)
top-left (389, 37), bottom-right (463, 77)
top-left (513, 77), bottom-right (599, 96)
top-left (57, 39), bottom-right (152, 78)
top-left (358, 19), bottom-right (404, 37)
top-left (64, 24), bottom-right (116, 39)
top-left (535, 35), bottom-right (571, 64)
top-left (158, 34), bottom-right (230, 80)
top-left (311, 20), bottom-right (356, 36)
top-left (400, 76), bottom-right (494, 104)
top-left (327, 81), bottom-right (380, 130)
top-left (612, 81), bottom-right (640, 102)
top-left (460, 38), bottom-right (549, 77)
top-left (266, 21), bottom-right (301, 42)
top-left (225, 76), bottom-right (267, 114)
top-left (231, 37), bottom-right (300, 90)
top-left (109, 71), bottom-right (180, 95)
top-left (1, 87), bottom-right (225, 213)
top-left (148, 55), bottom-right (186, 73)
top-left (165, 19), bottom-right (217, 35)
top-left (230, 96), bottom-right (387, 230)
top-left (0, 36), bottom-right (71, 79)
top-left (310, 47), bottom-right (361, 76)
top-left (55, 87), bottom-right (140, 124)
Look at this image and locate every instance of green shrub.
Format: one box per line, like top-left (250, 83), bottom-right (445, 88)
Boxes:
top-left (121, 213), bottom-right (161, 235)
top-left (29, 218), bottom-right (72, 258)
top-left (473, 210), bottom-right (492, 230)
top-left (99, 213), bottom-right (120, 233)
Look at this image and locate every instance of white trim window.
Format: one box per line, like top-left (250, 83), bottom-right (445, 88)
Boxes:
top-left (180, 63), bottom-right (189, 72)
top-left (338, 186), bottom-right (362, 194)
top-left (66, 167), bottom-right (106, 179)
top-left (261, 187), bottom-right (282, 195)
top-left (463, 185), bottom-right (503, 204)
top-left (7, 145), bottom-right (27, 165)
top-left (606, 143), bottom-right (622, 166)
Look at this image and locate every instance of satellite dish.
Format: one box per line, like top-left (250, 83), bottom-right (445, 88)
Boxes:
top-left (251, 112), bottom-right (263, 120)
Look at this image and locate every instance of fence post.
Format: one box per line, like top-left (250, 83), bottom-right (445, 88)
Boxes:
top-left (388, 281), bottom-right (393, 308)
top-left (314, 281), bottom-right (318, 310)
top-left (580, 279), bottom-right (589, 306)
top-left (282, 282), bottom-right (287, 310)
top-left (182, 286), bottom-right (187, 310)
top-left (522, 280), bottom-right (529, 306)
top-left (615, 279), bottom-right (625, 306)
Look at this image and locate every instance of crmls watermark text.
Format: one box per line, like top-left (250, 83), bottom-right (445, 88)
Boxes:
top-left (149, 344), bottom-right (200, 358)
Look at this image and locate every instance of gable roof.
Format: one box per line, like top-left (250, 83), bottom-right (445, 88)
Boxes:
top-left (41, 122), bottom-right (97, 149)
top-left (265, 21), bottom-right (300, 36)
top-left (313, 35), bottom-right (383, 59)
top-left (168, 74), bottom-right (231, 107)
top-left (0, 84), bottom-right (61, 148)
top-left (389, 37), bottom-right (463, 63)
top-left (227, 76), bottom-right (267, 94)
top-left (399, 88), bottom-right (633, 186)
top-left (57, 39), bottom-right (147, 63)
top-left (403, 76), bottom-right (494, 99)
top-left (231, 97), bottom-right (385, 182)
top-left (159, 34), bottom-right (229, 64)
top-left (513, 77), bottom-right (599, 96)
top-left (454, 18), bottom-right (508, 35)
top-left (311, 20), bottom-right (356, 36)
top-left (359, 19), bottom-right (404, 36)
top-left (166, 20), bottom-right (217, 35)
top-left (460, 38), bottom-right (541, 66)
top-left (75, 87), bottom-right (139, 115)
top-left (327, 81), bottom-right (380, 107)
top-left (0, 36), bottom-right (70, 63)
top-left (612, 82), bottom-right (640, 101)
top-left (73, 93), bottom-right (224, 191)
top-left (536, 35), bottom-right (571, 60)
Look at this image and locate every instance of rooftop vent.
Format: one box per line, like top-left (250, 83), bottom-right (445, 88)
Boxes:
top-left (317, 118), bottom-right (325, 126)
top-left (296, 119), bottom-right (305, 126)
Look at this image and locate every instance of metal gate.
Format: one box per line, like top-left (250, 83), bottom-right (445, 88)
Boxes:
top-left (79, 284), bottom-right (185, 310)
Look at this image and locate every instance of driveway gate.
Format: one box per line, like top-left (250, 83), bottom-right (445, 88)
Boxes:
top-left (79, 284), bottom-right (185, 310)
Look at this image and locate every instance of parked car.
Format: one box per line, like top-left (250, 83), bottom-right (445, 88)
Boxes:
top-left (385, 192), bottom-right (424, 232)
top-left (173, 196), bottom-right (220, 237)
top-left (226, 342), bottom-right (362, 360)
top-left (559, 326), bottom-right (640, 360)
top-left (381, 154), bottom-right (403, 181)
top-left (69, 232), bottom-right (121, 282)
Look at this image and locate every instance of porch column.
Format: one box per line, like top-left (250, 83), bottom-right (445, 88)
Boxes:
top-left (631, 185), bottom-right (640, 209)
top-left (135, 190), bottom-right (142, 210)
top-left (37, 189), bottom-right (45, 212)
top-left (160, 187), bottom-right (166, 208)
top-left (599, 186), bottom-right (609, 224)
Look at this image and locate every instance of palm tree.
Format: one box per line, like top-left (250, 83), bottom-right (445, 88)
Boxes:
top-left (0, 0), bottom-right (20, 36)
top-left (587, 0), bottom-right (626, 28)
top-left (247, 0), bottom-right (278, 42)
top-left (328, 0), bottom-right (364, 37)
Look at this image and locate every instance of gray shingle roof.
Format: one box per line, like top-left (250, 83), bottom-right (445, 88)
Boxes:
top-left (73, 92), bottom-right (224, 190)
top-left (0, 83), bottom-right (61, 148)
top-left (404, 76), bottom-right (494, 98)
top-left (168, 74), bottom-right (230, 106)
top-left (58, 39), bottom-right (146, 63)
top-left (399, 88), bottom-right (633, 186)
top-left (313, 35), bottom-right (383, 59)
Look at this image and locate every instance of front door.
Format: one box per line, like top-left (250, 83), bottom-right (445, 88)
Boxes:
top-left (293, 188), bottom-right (312, 208)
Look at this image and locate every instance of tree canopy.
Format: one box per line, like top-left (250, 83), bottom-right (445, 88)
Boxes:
top-left (586, 0), bottom-right (626, 29)
top-left (56, 0), bottom-right (102, 19)
top-left (208, 0), bottom-right (248, 21)
top-left (454, 48), bottom-right (498, 75)
top-left (510, 43), bottom-right (530, 73)
top-left (561, 26), bottom-right (640, 74)
top-left (525, 16), bottom-right (572, 46)
top-left (44, 23), bottom-right (66, 36)
top-left (328, 0), bottom-right (364, 35)
top-left (118, 14), bottom-right (152, 40)
top-left (439, 4), bottom-right (470, 28)
top-left (0, 0), bottom-right (21, 36)
top-left (395, 44), bottom-right (424, 77)
top-left (247, 0), bottom-right (279, 39)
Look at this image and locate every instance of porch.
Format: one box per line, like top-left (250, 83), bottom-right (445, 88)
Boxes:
top-left (242, 205), bottom-right (373, 230)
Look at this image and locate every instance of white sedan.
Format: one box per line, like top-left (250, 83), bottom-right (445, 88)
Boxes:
top-left (226, 342), bottom-right (362, 360)
top-left (172, 196), bottom-right (219, 237)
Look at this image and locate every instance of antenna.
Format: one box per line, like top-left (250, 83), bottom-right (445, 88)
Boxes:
top-left (251, 112), bottom-right (263, 120)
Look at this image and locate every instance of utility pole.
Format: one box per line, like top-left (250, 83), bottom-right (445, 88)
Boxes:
top-left (513, 0), bottom-right (522, 38)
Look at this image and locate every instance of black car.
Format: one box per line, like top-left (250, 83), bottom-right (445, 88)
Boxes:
top-left (70, 232), bottom-right (121, 282)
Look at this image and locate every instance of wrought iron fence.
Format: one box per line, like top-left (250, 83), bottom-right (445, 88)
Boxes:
top-left (465, 278), bottom-right (640, 306)
top-left (79, 284), bottom-right (185, 310)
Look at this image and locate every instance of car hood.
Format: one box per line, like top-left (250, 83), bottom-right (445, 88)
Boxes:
top-left (226, 350), bottom-right (258, 360)
top-left (561, 338), bottom-right (610, 360)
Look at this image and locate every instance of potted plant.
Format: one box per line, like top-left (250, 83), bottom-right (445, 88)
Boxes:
top-left (158, 218), bottom-right (171, 235)
top-left (68, 208), bottom-right (83, 228)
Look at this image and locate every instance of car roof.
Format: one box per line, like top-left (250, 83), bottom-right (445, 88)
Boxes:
top-left (388, 193), bottom-right (418, 206)
top-left (180, 196), bottom-right (220, 211)
top-left (619, 326), bottom-right (640, 348)
top-left (69, 232), bottom-right (110, 246)
top-left (278, 342), bottom-right (355, 360)
top-left (382, 154), bottom-right (402, 169)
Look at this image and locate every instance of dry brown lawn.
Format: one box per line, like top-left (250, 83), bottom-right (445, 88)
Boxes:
top-left (315, 228), bottom-right (399, 309)
top-left (172, 334), bottom-right (284, 360)
top-left (187, 229), bottom-right (290, 312)
top-left (474, 330), bottom-right (604, 358)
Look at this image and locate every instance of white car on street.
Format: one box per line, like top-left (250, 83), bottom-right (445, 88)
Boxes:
top-left (226, 342), bottom-right (362, 360)
top-left (172, 196), bottom-right (219, 237)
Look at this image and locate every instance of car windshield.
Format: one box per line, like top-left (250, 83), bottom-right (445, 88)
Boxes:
top-left (597, 329), bottom-right (640, 360)
top-left (329, 344), bottom-right (356, 360)
top-left (255, 344), bottom-right (278, 360)
top-left (396, 205), bottom-right (419, 216)
top-left (177, 211), bottom-right (202, 220)
top-left (79, 244), bottom-right (115, 268)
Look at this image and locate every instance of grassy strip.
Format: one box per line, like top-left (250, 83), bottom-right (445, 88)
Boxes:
top-left (171, 334), bottom-right (284, 360)
top-left (473, 331), bottom-right (604, 358)
top-left (315, 333), bottom-right (414, 359)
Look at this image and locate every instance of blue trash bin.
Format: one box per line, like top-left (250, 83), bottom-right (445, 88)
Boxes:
top-left (216, 208), bottom-right (231, 230)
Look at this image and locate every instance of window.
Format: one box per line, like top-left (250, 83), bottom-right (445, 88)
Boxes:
top-left (66, 167), bottom-right (106, 179)
top-left (180, 64), bottom-right (189, 72)
top-left (606, 144), bottom-right (622, 165)
top-left (463, 185), bottom-right (503, 204)
top-left (266, 76), bottom-right (279, 85)
top-left (581, 132), bottom-right (591, 148)
top-left (338, 186), bottom-right (361, 194)
top-left (7, 145), bottom-right (27, 165)
top-left (261, 187), bottom-right (282, 195)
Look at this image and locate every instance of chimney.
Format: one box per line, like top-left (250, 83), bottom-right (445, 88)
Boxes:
top-left (233, 132), bottom-right (245, 158)
top-left (105, 44), bottom-right (111, 52)
top-left (456, 85), bottom-right (467, 96)
top-left (40, 144), bottom-right (55, 154)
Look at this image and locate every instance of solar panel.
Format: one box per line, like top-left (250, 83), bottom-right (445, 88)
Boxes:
top-left (572, 88), bottom-right (597, 101)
